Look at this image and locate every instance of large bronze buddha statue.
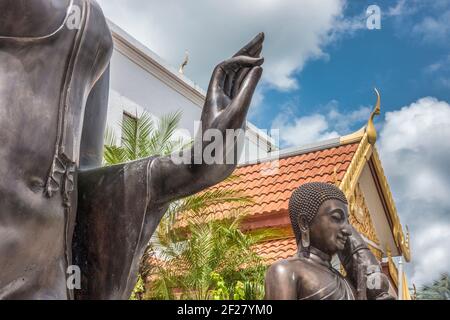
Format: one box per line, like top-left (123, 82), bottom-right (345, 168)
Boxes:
top-left (0, 0), bottom-right (264, 299)
top-left (264, 183), bottom-right (394, 300)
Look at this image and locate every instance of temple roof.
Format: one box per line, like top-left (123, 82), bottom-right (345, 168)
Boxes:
top-left (253, 238), bottom-right (297, 265)
top-left (176, 140), bottom-right (358, 226)
top-left (173, 138), bottom-right (359, 265)
top-left (176, 132), bottom-right (410, 262)
top-left (176, 90), bottom-right (411, 262)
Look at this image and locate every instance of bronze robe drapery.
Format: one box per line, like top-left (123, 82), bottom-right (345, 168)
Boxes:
top-left (298, 266), bottom-right (356, 300)
top-left (73, 158), bottom-right (169, 300)
top-left (0, 0), bottom-right (154, 299)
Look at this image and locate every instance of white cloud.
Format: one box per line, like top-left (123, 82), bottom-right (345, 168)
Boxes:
top-left (378, 97), bottom-right (450, 286)
top-left (387, 0), bottom-right (407, 17)
top-left (273, 96), bottom-right (450, 286)
top-left (273, 112), bottom-right (339, 147)
top-left (379, 97), bottom-right (450, 207)
top-left (438, 78), bottom-right (450, 89)
top-left (97, 0), bottom-right (348, 91)
top-left (424, 55), bottom-right (450, 74)
top-left (386, 1), bottom-right (450, 47)
top-left (409, 224), bottom-right (450, 286)
top-left (412, 10), bottom-right (450, 43)
top-left (327, 103), bottom-right (371, 133)
top-left (386, 0), bottom-right (420, 18)
top-left (424, 55), bottom-right (450, 90)
top-left (272, 100), bottom-right (370, 147)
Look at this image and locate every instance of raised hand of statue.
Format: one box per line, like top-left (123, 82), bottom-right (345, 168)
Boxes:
top-left (150, 33), bottom-right (265, 204)
top-left (201, 33), bottom-right (264, 133)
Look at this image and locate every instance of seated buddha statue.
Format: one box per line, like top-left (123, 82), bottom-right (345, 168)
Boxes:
top-left (264, 182), bottom-right (393, 300)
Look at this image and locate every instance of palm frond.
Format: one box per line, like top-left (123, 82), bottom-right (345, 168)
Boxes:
top-left (106, 110), bottom-right (269, 300)
top-left (103, 127), bottom-right (127, 165)
top-left (417, 273), bottom-right (450, 300)
top-left (104, 126), bottom-right (118, 147)
top-left (121, 111), bottom-right (155, 160)
top-left (146, 212), bottom-right (273, 300)
top-left (103, 110), bottom-right (183, 166)
top-left (169, 189), bottom-right (252, 222)
top-left (148, 111), bottom-right (182, 156)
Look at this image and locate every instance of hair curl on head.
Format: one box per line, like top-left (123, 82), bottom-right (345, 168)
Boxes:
top-left (289, 182), bottom-right (348, 244)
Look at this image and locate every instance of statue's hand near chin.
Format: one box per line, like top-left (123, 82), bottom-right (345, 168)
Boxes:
top-left (367, 272), bottom-right (396, 300)
top-left (375, 292), bottom-right (396, 300)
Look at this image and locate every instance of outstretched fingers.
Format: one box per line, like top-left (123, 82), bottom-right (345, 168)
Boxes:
top-left (233, 32), bottom-right (265, 58)
top-left (226, 66), bottom-right (263, 121)
top-left (224, 33), bottom-right (264, 96)
top-left (211, 56), bottom-right (263, 95)
top-left (222, 56), bottom-right (264, 73)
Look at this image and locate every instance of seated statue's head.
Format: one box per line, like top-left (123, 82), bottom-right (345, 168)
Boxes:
top-left (289, 182), bottom-right (353, 257)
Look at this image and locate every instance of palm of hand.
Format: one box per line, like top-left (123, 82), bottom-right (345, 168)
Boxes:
top-left (201, 33), bottom-right (265, 132)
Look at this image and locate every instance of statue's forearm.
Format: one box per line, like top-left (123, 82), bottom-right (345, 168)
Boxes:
top-left (148, 148), bottom-right (236, 205)
top-left (339, 226), bottom-right (393, 300)
top-left (339, 227), bottom-right (378, 277)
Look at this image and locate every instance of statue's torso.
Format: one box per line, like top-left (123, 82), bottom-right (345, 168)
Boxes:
top-left (292, 258), bottom-right (356, 300)
top-left (0, 0), bottom-right (112, 299)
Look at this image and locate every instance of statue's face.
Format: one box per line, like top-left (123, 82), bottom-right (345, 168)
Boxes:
top-left (309, 199), bottom-right (352, 255)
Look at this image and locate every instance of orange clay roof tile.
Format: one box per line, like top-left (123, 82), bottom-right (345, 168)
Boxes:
top-left (254, 238), bottom-right (298, 265)
top-left (176, 143), bottom-right (359, 229)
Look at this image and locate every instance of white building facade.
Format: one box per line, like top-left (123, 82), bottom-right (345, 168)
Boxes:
top-left (106, 21), bottom-right (276, 164)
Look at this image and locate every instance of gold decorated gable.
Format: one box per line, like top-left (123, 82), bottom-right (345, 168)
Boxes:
top-left (348, 184), bottom-right (380, 246)
top-left (339, 89), bottom-right (411, 262)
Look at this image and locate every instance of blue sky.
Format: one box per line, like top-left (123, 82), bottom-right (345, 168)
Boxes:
top-left (99, 0), bottom-right (450, 288)
top-left (254, 0), bottom-right (450, 143)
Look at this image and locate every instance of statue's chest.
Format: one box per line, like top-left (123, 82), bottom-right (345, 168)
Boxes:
top-left (0, 4), bottom-right (98, 204)
top-left (0, 41), bottom-right (77, 189)
top-left (300, 267), bottom-right (356, 300)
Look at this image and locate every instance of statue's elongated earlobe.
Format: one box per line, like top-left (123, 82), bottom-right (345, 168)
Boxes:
top-left (298, 215), bottom-right (310, 257)
top-left (301, 227), bottom-right (310, 249)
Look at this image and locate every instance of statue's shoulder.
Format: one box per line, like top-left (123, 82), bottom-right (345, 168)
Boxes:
top-left (266, 256), bottom-right (306, 280)
top-left (83, 0), bottom-right (114, 75)
top-left (86, 0), bottom-right (113, 48)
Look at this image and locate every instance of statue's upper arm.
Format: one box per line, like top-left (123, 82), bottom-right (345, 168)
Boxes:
top-left (79, 66), bottom-right (111, 169)
top-left (264, 262), bottom-right (298, 300)
top-left (79, 1), bottom-right (114, 169)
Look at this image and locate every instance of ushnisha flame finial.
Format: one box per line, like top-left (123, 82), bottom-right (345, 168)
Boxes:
top-left (367, 88), bottom-right (381, 145)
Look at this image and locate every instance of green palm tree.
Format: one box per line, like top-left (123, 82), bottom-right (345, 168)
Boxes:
top-left (103, 109), bottom-right (265, 300)
top-left (104, 109), bottom-right (185, 300)
top-left (145, 211), bottom-right (274, 300)
top-left (416, 273), bottom-right (450, 300)
top-left (104, 110), bottom-right (184, 166)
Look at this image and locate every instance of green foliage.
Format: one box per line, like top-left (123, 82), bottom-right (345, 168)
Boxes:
top-left (104, 110), bottom-right (184, 165)
top-left (145, 213), bottom-right (273, 300)
top-left (416, 273), bottom-right (450, 300)
top-left (103, 109), bottom-right (270, 301)
top-left (210, 272), bottom-right (230, 300)
top-left (103, 109), bottom-right (185, 300)
top-left (210, 273), bottom-right (262, 300)
top-left (130, 275), bottom-right (146, 300)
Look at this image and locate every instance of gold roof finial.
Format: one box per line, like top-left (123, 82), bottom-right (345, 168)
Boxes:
top-left (178, 50), bottom-right (189, 75)
top-left (367, 88), bottom-right (381, 145)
